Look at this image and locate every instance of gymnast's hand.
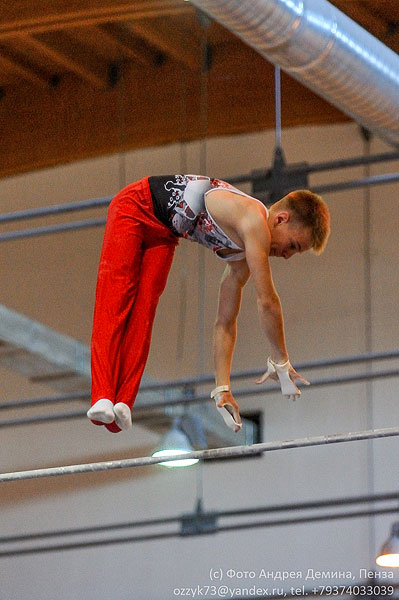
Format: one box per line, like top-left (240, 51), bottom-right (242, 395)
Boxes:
top-left (255, 357), bottom-right (310, 401)
top-left (211, 387), bottom-right (242, 432)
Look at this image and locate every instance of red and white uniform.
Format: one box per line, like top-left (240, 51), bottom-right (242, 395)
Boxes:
top-left (90, 175), bottom-right (267, 432)
top-left (149, 174), bottom-right (268, 261)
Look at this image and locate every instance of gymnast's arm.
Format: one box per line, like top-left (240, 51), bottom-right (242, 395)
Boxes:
top-left (214, 260), bottom-right (249, 386)
top-left (213, 260), bottom-right (249, 422)
top-left (237, 214), bottom-right (289, 364)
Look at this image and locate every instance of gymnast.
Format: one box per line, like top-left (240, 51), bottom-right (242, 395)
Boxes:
top-left (87, 174), bottom-right (330, 433)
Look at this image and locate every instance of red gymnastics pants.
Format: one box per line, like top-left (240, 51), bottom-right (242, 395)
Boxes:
top-left (90, 177), bottom-right (178, 433)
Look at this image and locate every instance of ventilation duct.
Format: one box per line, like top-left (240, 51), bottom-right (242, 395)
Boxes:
top-left (191, 0), bottom-right (399, 147)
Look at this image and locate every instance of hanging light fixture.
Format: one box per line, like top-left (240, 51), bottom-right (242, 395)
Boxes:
top-left (152, 418), bottom-right (200, 468)
top-left (376, 523), bottom-right (399, 567)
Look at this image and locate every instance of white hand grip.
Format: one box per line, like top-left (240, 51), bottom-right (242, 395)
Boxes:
top-left (211, 386), bottom-right (242, 431)
top-left (267, 358), bottom-right (301, 401)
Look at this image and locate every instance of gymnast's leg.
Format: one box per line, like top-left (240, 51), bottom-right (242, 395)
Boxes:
top-left (110, 238), bottom-right (176, 431)
top-left (88, 177), bottom-right (178, 432)
top-left (88, 190), bottom-right (144, 427)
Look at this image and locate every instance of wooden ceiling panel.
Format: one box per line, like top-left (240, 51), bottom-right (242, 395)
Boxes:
top-left (0, 0), bottom-right (397, 177)
top-left (128, 17), bottom-right (201, 70)
top-left (0, 41), bottom-right (51, 87)
top-left (0, 0), bottom-right (189, 37)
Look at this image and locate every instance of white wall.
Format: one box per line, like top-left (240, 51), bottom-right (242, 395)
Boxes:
top-left (0, 122), bottom-right (399, 600)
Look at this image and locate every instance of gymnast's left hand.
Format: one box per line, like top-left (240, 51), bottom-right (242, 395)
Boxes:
top-left (216, 390), bottom-right (242, 432)
top-left (255, 357), bottom-right (310, 400)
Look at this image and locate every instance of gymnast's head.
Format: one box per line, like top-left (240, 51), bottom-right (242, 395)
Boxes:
top-left (267, 189), bottom-right (330, 260)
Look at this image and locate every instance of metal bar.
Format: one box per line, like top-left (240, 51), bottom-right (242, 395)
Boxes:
top-left (1, 151), bottom-right (399, 227)
top-left (0, 411), bottom-right (88, 428)
top-left (0, 197), bottom-right (112, 224)
top-left (1, 507), bottom-right (398, 558)
top-left (1, 167), bottom-right (399, 244)
top-left (1, 348), bottom-right (396, 412)
top-left (312, 172), bottom-right (399, 195)
top-left (219, 491), bottom-right (399, 519)
top-left (227, 153), bottom-right (399, 185)
top-left (0, 217), bottom-right (107, 242)
top-left (274, 66), bottom-right (282, 149)
top-left (0, 531), bottom-right (178, 558)
top-left (0, 391), bottom-right (88, 411)
top-left (1, 367), bottom-right (398, 428)
top-left (135, 349), bottom-right (399, 392)
top-left (0, 515), bottom-right (179, 544)
top-left (2, 490), bottom-right (397, 545)
top-left (1, 426), bottom-right (398, 482)
top-left (217, 506), bottom-right (399, 535)
top-left (308, 151), bottom-right (399, 174)
top-left (127, 368), bottom-right (399, 409)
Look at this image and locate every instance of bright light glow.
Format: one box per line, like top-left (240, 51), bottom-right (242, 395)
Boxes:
top-left (280, 0), bottom-right (303, 16)
top-left (376, 553), bottom-right (399, 568)
top-left (152, 449), bottom-right (199, 468)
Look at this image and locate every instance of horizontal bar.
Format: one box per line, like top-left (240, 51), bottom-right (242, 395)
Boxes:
top-left (0, 531), bottom-right (178, 558)
top-left (1, 426), bottom-right (398, 482)
top-left (0, 349), bottom-right (396, 415)
top-left (217, 506), bottom-right (399, 535)
top-left (1, 367), bottom-right (398, 429)
top-left (312, 172), bottom-right (399, 195)
top-left (1, 507), bottom-right (399, 558)
top-left (2, 165), bottom-right (399, 244)
top-left (0, 217), bottom-right (107, 242)
top-left (220, 490), bottom-right (399, 519)
top-left (228, 151), bottom-right (399, 184)
top-left (307, 151), bottom-right (399, 174)
top-left (0, 196), bottom-right (112, 224)
top-left (1, 150), bottom-right (398, 229)
top-left (0, 515), bottom-right (179, 545)
top-left (135, 368), bottom-right (399, 410)
top-left (135, 349), bottom-right (399, 392)
top-left (2, 490), bottom-right (397, 545)
top-left (0, 410), bottom-right (88, 429)
top-left (0, 391), bottom-right (89, 411)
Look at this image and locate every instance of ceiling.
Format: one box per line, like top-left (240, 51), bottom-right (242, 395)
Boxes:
top-left (1, 0), bottom-right (399, 178)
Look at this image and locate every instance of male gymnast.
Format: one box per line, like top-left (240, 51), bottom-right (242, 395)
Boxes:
top-left (87, 175), bottom-right (330, 433)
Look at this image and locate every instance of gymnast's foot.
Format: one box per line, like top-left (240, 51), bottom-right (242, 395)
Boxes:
top-left (113, 403), bottom-right (132, 430)
top-left (87, 398), bottom-right (115, 424)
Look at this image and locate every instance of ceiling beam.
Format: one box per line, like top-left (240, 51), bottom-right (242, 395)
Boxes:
top-left (15, 32), bottom-right (111, 89)
top-left (0, 43), bottom-right (50, 88)
top-left (0, 42), bottom-right (348, 180)
top-left (0, 0), bottom-right (191, 39)
top-left (99, 23), bottom-right (162, 67)
top-left (64, 25), bottom-right (152, 68)
top-left (128, 18), bottom-right (201, 71)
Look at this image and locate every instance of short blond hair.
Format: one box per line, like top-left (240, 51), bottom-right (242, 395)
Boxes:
top-left (280, 189), bottom-right (331, 254)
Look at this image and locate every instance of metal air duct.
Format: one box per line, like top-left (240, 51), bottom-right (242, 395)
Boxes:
top-left (191, 0), bottom-right (399, 147)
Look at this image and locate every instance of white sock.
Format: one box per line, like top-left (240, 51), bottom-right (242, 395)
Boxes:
top-left (87, 398), bottom-right (115, 424)
top-left (113, 403), bottom-right (132, 430)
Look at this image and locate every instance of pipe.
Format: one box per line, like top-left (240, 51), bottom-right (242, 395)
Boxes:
top-left (0, 349), bottom-right (396, 412)
top-left (312, 172), bottom-right (399, 195)
top-left (0, 217), bottom-right (107, 242)
top-left (1, 426), bottom-right (399, 482)
top-left (1, 507), bottom-right (399, 558)
top-left (1, 490), bottom-right (398, 545)
top-left (1, 170), bottom-right (399, 242)
top-left (0, 152), bottom-right (398, 226)
top-left (0, 196), bottom-right (111, 224)
top-left (1, 363), bottom-right (398, 427)
top-left (190, 0), bottom-right (399, 147)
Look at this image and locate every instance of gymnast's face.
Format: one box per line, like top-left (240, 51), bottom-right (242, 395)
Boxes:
top-left (269, 213), bottom-right (312, 260)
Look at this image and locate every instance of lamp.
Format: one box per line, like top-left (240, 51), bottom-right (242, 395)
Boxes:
top-left (152, 418), bottom-right (200, 468)
top-left (376, 522), bottom-right (399, 567)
